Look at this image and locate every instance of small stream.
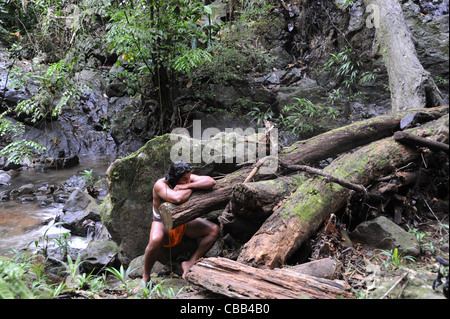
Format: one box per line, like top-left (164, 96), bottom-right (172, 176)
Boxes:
top-left (0, 155), bottom-right (115, 257)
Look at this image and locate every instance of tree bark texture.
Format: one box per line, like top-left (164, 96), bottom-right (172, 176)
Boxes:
top-left (185, 257), bottom-right (353, 299)
top-left (394, 131), bottom-right (449, 153)
top-left (237, 115), bottom-right (449, 269)
top-left (229, 173), bottom-right (307, 221)
top-left (364, 0), bottom-right (444, 111)
top-left (279, 106), bottom-right (448, 165)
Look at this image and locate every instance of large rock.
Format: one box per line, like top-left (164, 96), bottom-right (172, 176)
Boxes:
top-left (79, 239), bottom-right (118, 272)
top-left (350, 216), bottom-right (420, 256)
top-left (100, 134), bottom-right (185, 265)
top-left (101, 130), bottom-right (265, 265)
top-left (57, 189), bottom-right (102, 236)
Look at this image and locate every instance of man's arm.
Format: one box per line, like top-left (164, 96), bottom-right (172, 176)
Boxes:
top-left (155, 180), bottom-right (192, 204)
top-left (173, 174), bottom-right (216, 191)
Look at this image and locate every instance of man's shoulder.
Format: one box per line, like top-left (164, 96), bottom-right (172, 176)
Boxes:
top-left (154, 178), bottom-right (166, 188)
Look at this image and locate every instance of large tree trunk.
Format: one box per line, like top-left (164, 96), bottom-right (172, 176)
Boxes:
top-left (364, 0), bottom-right (444, 111)
top-left (237, 115), bottom-right (449, 269)
top-left (185, 257), bottom-right (354, 299)
top-left (159, 106), bottom-right (448, 230)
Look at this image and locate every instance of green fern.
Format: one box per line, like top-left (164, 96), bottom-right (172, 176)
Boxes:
top-left (173, 48), bottom-right (212, 74)
top-left (0, 112), bottom-right (25, 138)
top-left (0, 139), bottom-right (47, 165)
top-left (14, 92), bottom-right (51, 123)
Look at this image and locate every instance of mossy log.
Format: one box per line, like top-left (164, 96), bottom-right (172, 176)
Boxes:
top-left (158, 106), bottom-right (448, 230)
top-left (280, 106), bottom-right (448, 166)
top-left (185, 257), bottom-right (353, 299)
top-left (237, 115), bottom-right (449, 269)
top-left (229, 173), bottom-right (307, 221)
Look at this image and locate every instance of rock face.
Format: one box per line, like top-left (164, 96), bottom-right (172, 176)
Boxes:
top-left (57, 189), bottom-right (102, 236)
top-left (350, 216), bottom-right (420, 256)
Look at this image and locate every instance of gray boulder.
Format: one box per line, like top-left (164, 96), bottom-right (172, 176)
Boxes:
top-left (350, 216), bottom-right (420, 257)
top-left (79, 238), bottom-right (118, 272)
top-left (57, 189), bottom-right (102, 236)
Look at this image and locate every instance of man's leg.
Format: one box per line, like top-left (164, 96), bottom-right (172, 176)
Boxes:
top-left (142, 221), bottom-right (169, 283)
top-left (182, 218), bottom-right (220, 279)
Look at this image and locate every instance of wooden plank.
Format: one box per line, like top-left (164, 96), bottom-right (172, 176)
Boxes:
top-left (185, 257), bottom-right (353, 299)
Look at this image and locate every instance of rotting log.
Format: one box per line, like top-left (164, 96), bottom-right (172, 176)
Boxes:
top-left (158, 106), bottom-right (448, 230)
top-left (159, 186), bottom-right (232, 230)
top-left (237, 115), bottom-right (449, 269)
top-left (230, 173), bottom-right (307, 221)
top-left (280, 106), bottom-right (448, 166)
top-left (394, 131), bottom-right (449, 154)
top-left (185, 257), bottom-right (353, 299)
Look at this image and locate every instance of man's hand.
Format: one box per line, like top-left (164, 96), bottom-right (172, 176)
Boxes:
top-left (174, 184), bottom-right (190, 191)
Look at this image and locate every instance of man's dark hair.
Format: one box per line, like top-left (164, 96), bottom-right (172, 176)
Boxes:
top-left (165, 161), bottom-right (192, 189)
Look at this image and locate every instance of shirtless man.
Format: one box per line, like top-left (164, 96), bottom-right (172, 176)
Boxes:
top-left (142, 162), bottom-right (219, 282)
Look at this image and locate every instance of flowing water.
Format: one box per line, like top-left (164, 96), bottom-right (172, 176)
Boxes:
top-left (0, 155), bottom-right (116, 257)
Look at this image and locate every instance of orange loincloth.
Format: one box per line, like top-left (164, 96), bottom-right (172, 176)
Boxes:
top-left (164, 224), bottom-right (187, 248)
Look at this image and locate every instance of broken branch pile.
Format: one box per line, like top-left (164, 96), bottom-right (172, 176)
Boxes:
top-left (162, 106), bottom-right (448, 297)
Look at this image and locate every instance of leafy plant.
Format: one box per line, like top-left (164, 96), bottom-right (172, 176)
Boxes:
top-left (435, 76), bottom-right (448, 86)
top-left (327, 88), bottom-right (343, 106)
top-left (375, 248), bottom-right (417, 270)
top-left (103, 0), bottom-right (215, 132)
top-left (279, 98), bottom-right (337, 134)
top-left (247, 105), bottom-right (273, 127)
top-left (135, 278), bottom-right (185, 299)
top-left (323, 47), bottom-right (374, 92)
top-left (80, 169), bottom-right (101, 197)
top-left (13, 59), bottom-right (88, 123)
top-left (0, 139), bottom-right (47, 165)
top-left (60, 255), bottom-right (85, 289)
top-left (173, 48), bottom-right (213, 75)
top-left (0, 260), bottom-right (35, 299)
top-left (105, 264), bottom-right (137, 293)
top-left (0, 111), bottom-right (47, 165)
top-left (336, 0), bottom-right (355, 11)
top-left (80, 169), bottom-right (94, 186)
top-left (33, 221), bottom-right (69, 258)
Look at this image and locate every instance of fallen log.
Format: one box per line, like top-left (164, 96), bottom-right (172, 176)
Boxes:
top-left (158, 106), bottom-right (448, 230)
top-left (281, 164), bottom-right (369, 197)
top-left (280, 106), bottom-right (448, 166)
top-left (394, 131), bottom-right (449, 154)
top-left (237, 115), bottom-right (449, 269)
top-left (230, 173), bottom-right (306, 221)
top-left (159, 186), bottom-right (232, 230)
top-left (185, 257), bottom-right (353, 299)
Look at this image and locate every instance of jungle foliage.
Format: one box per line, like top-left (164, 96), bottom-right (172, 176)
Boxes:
top-left (0, 0), bottom-right (276, 163)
